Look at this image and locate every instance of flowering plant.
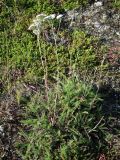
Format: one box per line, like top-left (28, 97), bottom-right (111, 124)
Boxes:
top-left (28, 13), bottom-right (63, 37)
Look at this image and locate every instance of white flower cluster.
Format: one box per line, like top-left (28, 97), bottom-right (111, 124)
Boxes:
top-left (28, 13), bottom-right (63, 36)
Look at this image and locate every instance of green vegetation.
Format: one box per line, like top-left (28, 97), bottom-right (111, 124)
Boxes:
top-left (112, 0), bottom-right (120, 8)
top-left (0, 0), bottom-right (120, 160)
top-left (17, 77), bottom-right (110, 160)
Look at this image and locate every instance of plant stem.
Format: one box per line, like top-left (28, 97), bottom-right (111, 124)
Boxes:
top-left (37, 36), bottom-right (48, 100)
top-left (88, 116), bottom-right (104, 133)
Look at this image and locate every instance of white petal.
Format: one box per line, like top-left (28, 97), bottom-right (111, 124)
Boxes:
top-left (56, 14), bottom-right (63, 19)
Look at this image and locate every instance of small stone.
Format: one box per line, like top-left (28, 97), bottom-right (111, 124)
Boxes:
top-left (94, 1), bottom-right (103, 7)
top-left (0, 125), bottom-right (3, 132)
top-left (116, 32), bottom-right (120, 36)
top-left (94, 21), bottom-right (100, 28)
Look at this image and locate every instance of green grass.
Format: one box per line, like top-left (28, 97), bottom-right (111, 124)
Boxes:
top-left (17, 77), bottom-right (108, 160)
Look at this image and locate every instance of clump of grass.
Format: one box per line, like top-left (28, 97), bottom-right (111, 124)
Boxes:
top-left (17, 75), bottom-right (112, 160)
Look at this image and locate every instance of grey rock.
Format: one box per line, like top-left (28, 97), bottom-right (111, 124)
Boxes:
top-left (64, 2), bottom-right (120, 46)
